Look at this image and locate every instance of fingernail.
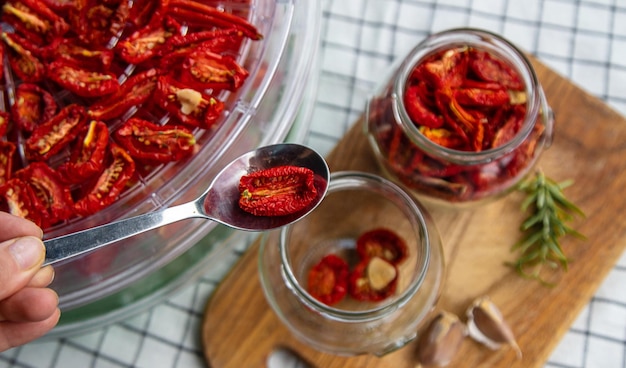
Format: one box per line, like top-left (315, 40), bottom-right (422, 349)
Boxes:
top-left (9, 236), bottom-right (45, 270)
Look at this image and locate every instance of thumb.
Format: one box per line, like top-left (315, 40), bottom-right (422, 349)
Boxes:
top-left (0, 236), bottom-right (46, 300)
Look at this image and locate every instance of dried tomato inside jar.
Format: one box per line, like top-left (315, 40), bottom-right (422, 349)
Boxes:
top-left (366, 28), bottom-right (554, 205)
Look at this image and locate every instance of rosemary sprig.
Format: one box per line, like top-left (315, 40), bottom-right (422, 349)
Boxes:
top-left (509, 171), bottom-right (586, 284)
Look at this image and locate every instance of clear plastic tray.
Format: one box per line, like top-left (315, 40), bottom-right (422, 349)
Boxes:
top-left (26, 0), bottom-right (322, 336)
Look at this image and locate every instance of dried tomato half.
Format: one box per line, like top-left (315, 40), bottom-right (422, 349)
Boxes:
top-left (1, 31), bottom-right (46, 83)
top-left (41, 37), bottom-right (115, 71)
top-left (11, 82), bottom-right (58, 133)
top-left (73, 2), bottom-right (117, 48)
top-left (168, 0), bottom-right (262, 40)
top-left (88, 68), bottom-right (160, 121)
top-left (57, 120), bottom-right (109, 184)
top-left (180, 50), bottom-right (249, 92)
top-left (109, 0), bottom-right (131, 39)
top-left (15, 162), bottom-right (74, 224)
top-left (116, 15), bottom-right (182, 65)
top-left (161, 28), bottom-right (245, 56)
top-left (349, 257), bottom-right (398, 302)
top-left (0, 141), bottom-right (16, 186)
top-left (25, 104), bottom-right (87, 161)
top-left (0, 178), bottom-right (45, 227)
top-left (127, 0), bottom-right (166, 29)
top-left (404, 85), bottom-right (443, 129)
top-left (453, 87), bottom-right (510, 107)
top-left (238, 165), bottom-right (317, 217)
top-left (158, 28), bottom-right (244, 71)
top-left (307, 254), bottom-right (349, 306)
top-left (74, 143), bottom-right (136, 217)
top-left (114, 118), bottom-right (196, 163)
top-left (469, 50), bottom-right (524, 90)
top-left (0, 111), bottom-right (9, 138)
top-left (417, 48), bottom-right (468, 89)
top-left (356, 228), bottom-right (408, 266)
top-left (1, 0), bottom-right (69, 44)
top-left (46, 60), bottom-right (120, 98)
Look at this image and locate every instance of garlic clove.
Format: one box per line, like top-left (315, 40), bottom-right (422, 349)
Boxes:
top-left (367, 256), bottom-right (397, 290)
top-left (466, 296), bottom-right (522, 359)
top-left (176, 88), bottom-right (202, 115)
top-left (415, 311), bottom-right (467, 367)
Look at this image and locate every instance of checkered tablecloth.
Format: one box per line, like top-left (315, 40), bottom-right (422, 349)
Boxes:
top-left (2, 1), bottom-right (625, 367)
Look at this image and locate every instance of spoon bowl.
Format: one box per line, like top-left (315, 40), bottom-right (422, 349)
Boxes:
top-left (43, 143), bottom-right (329, 266)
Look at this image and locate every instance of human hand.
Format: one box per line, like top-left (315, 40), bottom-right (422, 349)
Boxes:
top-left (0, 212), bottom-right (60, 352)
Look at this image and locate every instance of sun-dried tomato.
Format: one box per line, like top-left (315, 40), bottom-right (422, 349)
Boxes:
top-left (307, 254), bottom-right (349, 306)
top-left (109, 0), bottom-right (131, 38)
top-left (161, 28), bottom-right (244, 55)
top-left (115, 118), bottom-right (196, 163)
top-left (1, 0), bottom-right (69, 44)
top-left (11, 83), bottom-right (58, 133)
top-left (348, 257), bottom-right (398, 302)
top-left (2, 29), bottom-right (42, 55)
top-left (356, 228), bottom-right (408, 266)
top-left (1, 31), bottom-right (46, 82)
top-left (46, 60), bottom-right (120, 98)
top-left (453, 87), bottom-right (510, 107)
top-left (127, 0), bottom-right (166, 29)
top-left (238, 165), bottom-right (318, 217)
top-left (25, 104), bottom-right (87, 161)
top-left (74, 143), bottom-right (136, 217)
top-left (404, 85), bottom-right (443, 128)
top-left (0, 141), bottom-right (16, 186)
top-left (168, 0), bottom-right (262, 40)
top-left (57, 120), bottom-right (109, 184)
top-left (0, 111), bottom-right (9, 138)
top-left (15, 162), bottom-right (74, 224)
top-left (491, 104), bottom-right (525, 149)
top-left (88, 68), bottom-right (160, 121)
top-left (418, 126), bottom-right (464, 150)
top-left (0, 178), bottom-right (45, 227)
top-left (180, 49), bottom-right (249, 92)
top-left (153, 75), bottom-right (224, 129)
top-left (41, 37), bottom-right (115, 70)
top-left (73, 3), bottom-right (109, 46)
top-left (116, 15), bottom-right (182, 65)
top-left (416, 48), bottom-right (468, 89)
top-left (158, 28), bottom-right (244, 70)
top-left (469, 49), bottom-right (524, 90)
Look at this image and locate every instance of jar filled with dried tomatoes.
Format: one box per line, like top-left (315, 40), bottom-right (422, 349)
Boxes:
top-left (366, 28), bottom-right (554, 206)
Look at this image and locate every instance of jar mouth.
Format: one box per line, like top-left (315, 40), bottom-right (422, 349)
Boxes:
top-left (393, 27), bottom-right (548, 165)
top-left (278, 171), bottom-right (431, 322)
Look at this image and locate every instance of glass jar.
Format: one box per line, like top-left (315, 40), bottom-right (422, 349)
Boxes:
top-left (258, 171), bottom-right (445, 357)
top-left (366, 28), bottom-right (554, 206)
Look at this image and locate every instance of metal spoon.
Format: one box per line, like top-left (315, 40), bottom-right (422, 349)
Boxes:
top-left (43, 143), bottom-right (329, 266)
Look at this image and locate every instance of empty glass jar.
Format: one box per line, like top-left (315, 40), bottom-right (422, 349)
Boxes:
top-left (258, 171), bottom-right (445, 356)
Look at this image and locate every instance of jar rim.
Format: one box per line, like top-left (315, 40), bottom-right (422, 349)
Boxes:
top-left (393, 27), bottom-right (548, 165)
top-left (278, 171), bottom-right (432, 322)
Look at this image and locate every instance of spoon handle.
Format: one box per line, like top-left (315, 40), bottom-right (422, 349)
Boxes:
top-left (43, 201), bottom-right (204, 266)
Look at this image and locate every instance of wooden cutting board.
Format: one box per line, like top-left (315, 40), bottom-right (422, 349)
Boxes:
top-left (201, 58), bottom-right (626, 368)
